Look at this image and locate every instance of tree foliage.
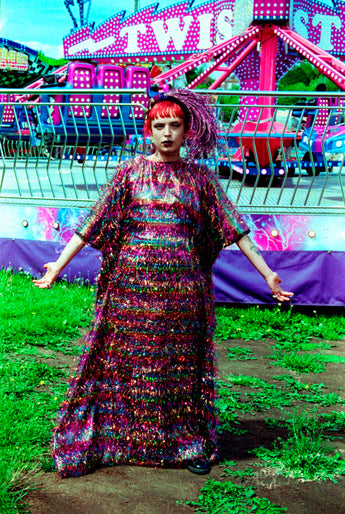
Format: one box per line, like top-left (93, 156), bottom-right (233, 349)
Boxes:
top-left (278, 60), bottom-right (339, 104)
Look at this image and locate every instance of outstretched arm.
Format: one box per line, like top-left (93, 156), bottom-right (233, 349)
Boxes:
top-left (236, 235), bottom-right (293, 302)
top-left (33, 233), bottom-right (86, 289)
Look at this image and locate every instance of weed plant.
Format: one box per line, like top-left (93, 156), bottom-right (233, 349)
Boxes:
top-left (269, 351), bottom-right (345, 374)
top-left (186, 478), bottom-right (288, 513)
top-left (254, 409), bottom-right (345, 482)
top-left (227, 346), bottom-right (257, 361)
top-left (269, 352), bottom-right (327, 373)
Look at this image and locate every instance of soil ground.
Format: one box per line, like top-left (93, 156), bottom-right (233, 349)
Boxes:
top-left (25, 338), bottom-right (345, 514)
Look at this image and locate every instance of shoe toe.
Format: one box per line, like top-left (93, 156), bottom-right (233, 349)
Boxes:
top-left (188, 459), bottom-right (211, 475)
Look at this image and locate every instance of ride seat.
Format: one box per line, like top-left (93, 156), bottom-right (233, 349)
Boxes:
top-left (67, 62), bottom-right (97, 119)
top-left (306, 97), bottom-right (330, 129)
top-left (125, 66), bottom-right (151, 120)
top-left (0, 94), bottom-right (16, 130)
top-left (96, 64), bottom-right (125, 119)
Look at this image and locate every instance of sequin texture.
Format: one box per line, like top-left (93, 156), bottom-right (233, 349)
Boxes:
top-left (53, 156), bottom-right (249, 478)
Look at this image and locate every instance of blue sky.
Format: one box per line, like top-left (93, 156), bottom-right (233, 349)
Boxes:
top-left (0, 0), bottom-right (183, 58)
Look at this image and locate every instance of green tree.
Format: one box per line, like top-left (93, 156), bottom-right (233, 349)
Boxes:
top-left (278, 60), bottom-right (339, 105)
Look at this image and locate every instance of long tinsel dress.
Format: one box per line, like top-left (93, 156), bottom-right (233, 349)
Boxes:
top-left (53, 156), bottom-right (249, 478)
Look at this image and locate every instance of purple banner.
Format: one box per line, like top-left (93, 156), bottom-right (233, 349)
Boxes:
top-left (1, 238), bottom-right (344, 306)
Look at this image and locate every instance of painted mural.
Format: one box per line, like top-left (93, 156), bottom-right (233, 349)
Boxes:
top-left (0, 205), bottom-right (343, 252)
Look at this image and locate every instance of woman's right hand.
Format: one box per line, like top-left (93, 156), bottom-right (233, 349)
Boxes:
top-left (32, 262), bottom-right (61, 289)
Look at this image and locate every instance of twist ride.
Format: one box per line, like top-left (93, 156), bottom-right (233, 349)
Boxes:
top-left (1, 0), bottom-right (345, 305)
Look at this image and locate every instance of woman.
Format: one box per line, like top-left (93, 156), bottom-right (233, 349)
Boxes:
top-left (34, 89), bottom-right (293, 478)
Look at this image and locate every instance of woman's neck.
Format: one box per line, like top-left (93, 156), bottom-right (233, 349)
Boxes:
top-left (147, 152), bottom-right (182, 163)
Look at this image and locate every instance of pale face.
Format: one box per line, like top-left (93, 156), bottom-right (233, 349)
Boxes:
top-left (149, 116), bottom-right (185, 162)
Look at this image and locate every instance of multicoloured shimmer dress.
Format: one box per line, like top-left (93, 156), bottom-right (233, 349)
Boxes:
top-left (53, 156), bottom-right (249, 478)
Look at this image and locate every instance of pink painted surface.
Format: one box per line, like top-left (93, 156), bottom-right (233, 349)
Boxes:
top-left (231, 121), bottom-right (295, 167)
top-left (0, 94), bottom-right (15, 124)
top-left (67, 62), bottom-right (97, 119)
top-left (125, 67), bottom-right (151, 119)
top-left (96, 64), bottom-right (125, 119)
top-left (253, 0), bottom-right (290, 19)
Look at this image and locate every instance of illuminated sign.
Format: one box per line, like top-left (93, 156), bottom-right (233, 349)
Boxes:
top-left (63, 0), bottom-right (345, 62)
top-left (0, 47), bottom-right (28, 70)
top-left (63, 0), bottom-right (254, 61)
top-left (291, 0), bottom-right (345, 54)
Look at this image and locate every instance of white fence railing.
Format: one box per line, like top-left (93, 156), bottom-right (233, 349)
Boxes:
top-left (0, 88), bottom-right (344, 214)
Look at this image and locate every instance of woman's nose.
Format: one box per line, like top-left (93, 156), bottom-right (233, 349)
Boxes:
top-left (163, 125), bottom-right (171, 136)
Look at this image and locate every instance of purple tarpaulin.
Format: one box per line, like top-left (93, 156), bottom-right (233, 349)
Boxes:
top-left (0, 238), bottom-right (101, 285)
top-left (1, 238), bottom-right (344, 306)
top-left (213, 249), bottom-right (344, 306)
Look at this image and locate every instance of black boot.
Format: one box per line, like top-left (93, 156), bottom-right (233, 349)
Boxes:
top-left (188, 459), bottom-right (211, 475)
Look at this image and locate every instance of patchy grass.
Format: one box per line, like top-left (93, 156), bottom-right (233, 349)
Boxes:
top-left (215, 304), bottom-right (345, 344)
top-left (0, 269), bottom-right (94, 512)
top-left (2, 272), bottom-right (345, 513)
top-left (216, 373), bottom-right (344, 434)
top-left (254, 409), bottom-right (345, 482)
top-left (227, 346), bottom-right (257, 361)
top-left (195, 304), bottom-right (345, 513)
top-left (186, 478), bottom-right (288, 513)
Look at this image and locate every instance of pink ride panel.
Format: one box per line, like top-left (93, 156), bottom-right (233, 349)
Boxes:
top-left (306, 98), bottom-right (330, 129)
top-left (96, 64), bottom-right (124, 119)
top-left (125, 67), bottom-right (151, 119)
top-left (0, 94), bottom-right (15, 125)
top-left (67, 62), bottom-right (97, 118)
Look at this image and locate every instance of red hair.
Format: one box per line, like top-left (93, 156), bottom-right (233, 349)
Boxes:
top-left (144, 101), bottom-right (187, 137)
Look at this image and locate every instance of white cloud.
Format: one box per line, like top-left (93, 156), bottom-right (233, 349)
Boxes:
top-left (13, 40), bottom-right (64, 60)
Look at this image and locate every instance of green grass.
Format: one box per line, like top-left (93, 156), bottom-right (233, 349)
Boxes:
top-left (186, 478), bottom-right (288, 513)
top-left (254, 409), bottom-right (345, 482)
top-left (216, 373), bottom-right (344, 434)
top-left (209, 305), bottom-right (345, 513)
top-left (269, 352), bottom-right (327, 373)
top-left (215, 304), bottom-right (345, 344)
top-left (2, 272), bottom-right (345, 513)
top-left (227, 346), bottom-right (257, 361)
top-left (0, 270), bottom-right (94, 512)
top-left (1, 269), bottom-right (94, 354)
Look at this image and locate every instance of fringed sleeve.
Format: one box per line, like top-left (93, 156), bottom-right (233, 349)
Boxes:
top-left (76, 162), bottom-right (131, 255)
top-left (198, 169), bottom-right (250, 270)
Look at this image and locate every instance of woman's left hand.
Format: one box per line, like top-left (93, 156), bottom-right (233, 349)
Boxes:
top-left (267, 272), bottom-right (294, 302)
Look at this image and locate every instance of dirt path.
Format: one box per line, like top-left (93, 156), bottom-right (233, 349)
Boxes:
top-left (25, 339), bottom-right (345, 514)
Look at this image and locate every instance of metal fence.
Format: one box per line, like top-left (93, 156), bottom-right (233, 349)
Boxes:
top-left (0, 88), bottom-right (344, 214)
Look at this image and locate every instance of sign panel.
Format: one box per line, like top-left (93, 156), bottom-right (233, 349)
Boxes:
top-left (63, 0), bottom-right (254, 62)
top-left (290, 0), bottom-right (345, 55)
top-left (64, 0), bottom-right (345, 61)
